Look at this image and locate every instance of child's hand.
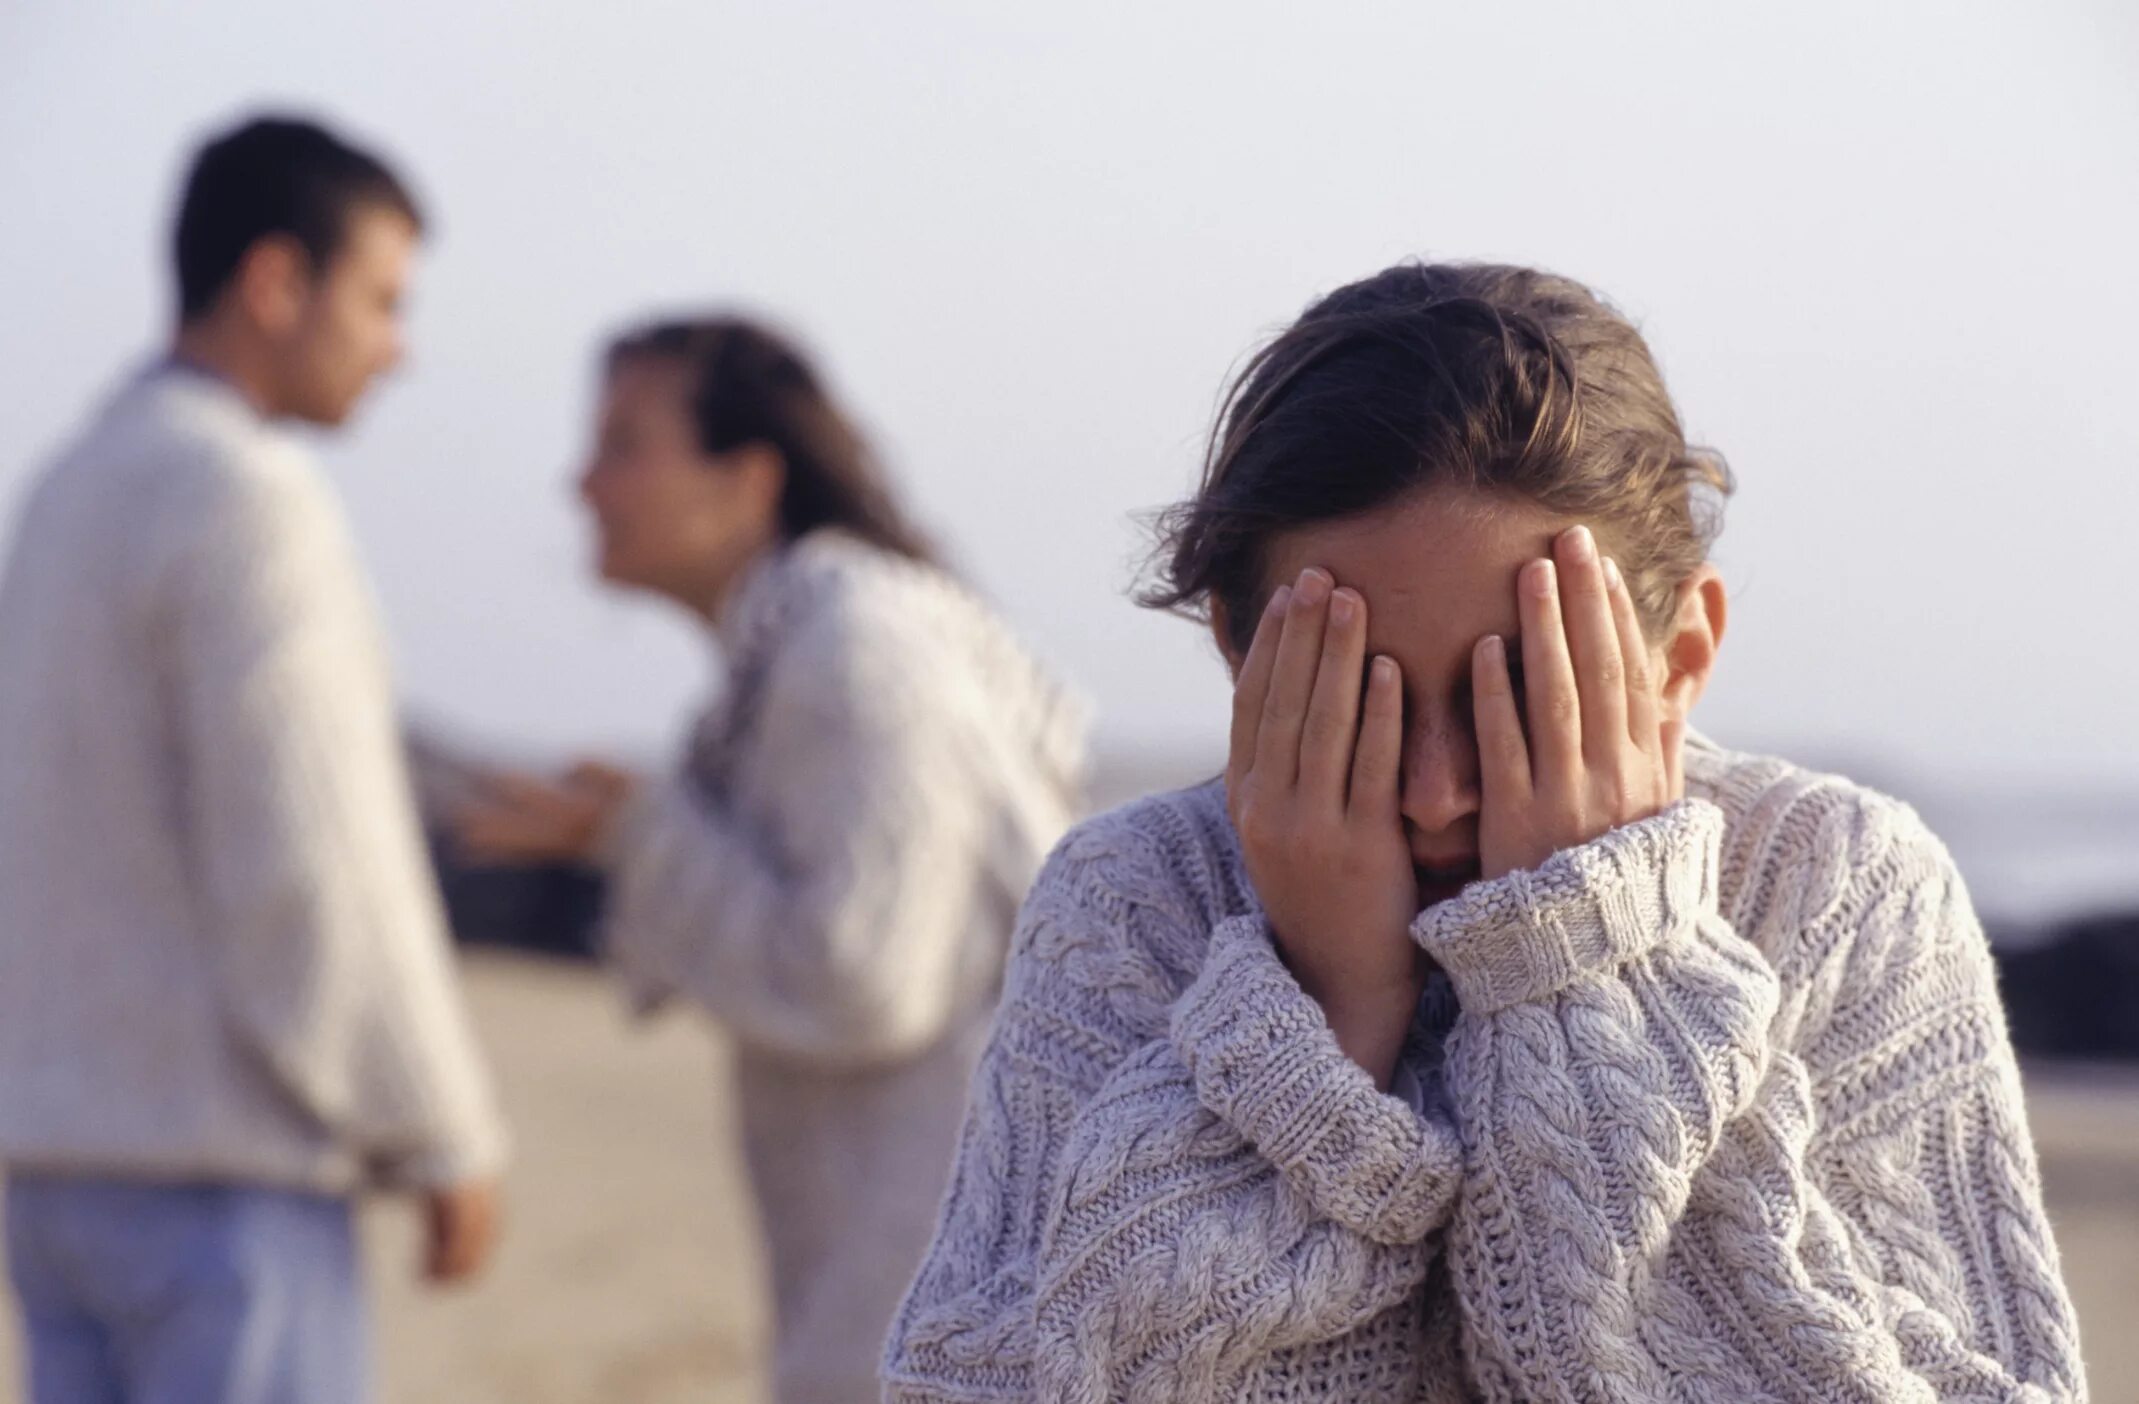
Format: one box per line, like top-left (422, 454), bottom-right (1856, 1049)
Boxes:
top-left (1227, 567), bottom-right (1424, 1085)
top-left (1472, 525), bottom-right (1683, 881)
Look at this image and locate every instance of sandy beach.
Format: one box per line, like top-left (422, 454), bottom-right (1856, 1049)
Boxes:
top-left (6, 949), bottom-right (2136, 1402)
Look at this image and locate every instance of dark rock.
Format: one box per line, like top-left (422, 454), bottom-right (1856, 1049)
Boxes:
top-left (1993, 912), bottom-right (2139, 1061)
top-left (430, 836), bottom-right (606, 962)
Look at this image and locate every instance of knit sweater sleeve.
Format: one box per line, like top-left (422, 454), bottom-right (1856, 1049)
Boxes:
top-left (599, 593), bottom-right (996, 1066)
top-left (1411, 797), bottom-right (2086, 1403)
top-left (882, 814), bottom-right (1465, 1402)
top-left (162, 448), bottom-right (507, 1189)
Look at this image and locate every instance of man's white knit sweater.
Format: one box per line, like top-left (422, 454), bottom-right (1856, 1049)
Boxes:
top-left (883, 735), bottom-right (2088, 1402)
top-left (0, 366), bottom-right (507, 1192)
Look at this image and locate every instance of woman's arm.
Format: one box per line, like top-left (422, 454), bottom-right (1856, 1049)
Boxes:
top-left (882, 824), bottom-right (1464, 1403)
top-left (1416, 798), bottom-right (2085, 1403)
top-left (598, 600), bottom-right (997, 1065)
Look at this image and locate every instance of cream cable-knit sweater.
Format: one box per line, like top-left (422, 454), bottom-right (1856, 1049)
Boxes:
top-left (883, 735), bottom-right (2086, 1402)
top-left (599, 530), bottom-right (1087, 1404)
top-left (0, 366), bottom-right (507, 1192)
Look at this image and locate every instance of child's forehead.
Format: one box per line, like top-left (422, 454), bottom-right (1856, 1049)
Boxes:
top-left (1250, 488), bottom-right (1565, 685)
top-left (1261, 488), bottom-right (1570, 607)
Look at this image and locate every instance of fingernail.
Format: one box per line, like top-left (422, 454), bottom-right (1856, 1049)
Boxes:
top-left (1527, 558), bottom-right (1557, 597)
top-left (1329, 589), bottom-right (1356, 624)
top-left (1479, 634), bottom-right (1505, 664)
top-left (1603, 557), bottom-right (1623, 591)
top-left (1294, 568), bottom-right (1330, 604)
top-left (1561, 525), bottom-right (1595, 562)
top-left (1266, 585), bottom-right (1292, 615)
top-left (1372, 655), bottom-right (1396, 685)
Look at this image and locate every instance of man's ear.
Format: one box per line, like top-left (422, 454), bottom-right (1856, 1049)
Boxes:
top-left (1659, 564), bottom-right (1727, 722)
top-left (233, 234), bottom-right (312, 336)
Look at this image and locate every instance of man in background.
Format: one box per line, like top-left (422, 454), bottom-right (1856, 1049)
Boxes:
top-left (0, 114), bottom-right (508, 1404)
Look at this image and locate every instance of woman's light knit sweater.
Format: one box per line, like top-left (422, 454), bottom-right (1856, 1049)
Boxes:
top-left (598, 530), bottom-right (1087, 1404)
top-left (882, 735), bottom-right (2087, 1402)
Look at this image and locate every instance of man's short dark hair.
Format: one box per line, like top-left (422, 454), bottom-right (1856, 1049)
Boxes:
top-left (173, 115), bottom-right (424, 321)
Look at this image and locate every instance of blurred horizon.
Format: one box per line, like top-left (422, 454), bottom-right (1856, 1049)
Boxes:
top-left (410, 717), bottom-right (2139, 927)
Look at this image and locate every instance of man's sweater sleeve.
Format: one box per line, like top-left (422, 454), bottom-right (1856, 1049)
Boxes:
top-left (162, 447), bottom-right (508, 1189)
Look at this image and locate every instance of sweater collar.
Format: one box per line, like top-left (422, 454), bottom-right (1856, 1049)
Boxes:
top-left (145, 353), bottom-right (262, 422)
top-left (711, 540), bottom-right (795, 664)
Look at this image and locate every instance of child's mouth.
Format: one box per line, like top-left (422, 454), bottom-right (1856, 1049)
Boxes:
top-left (1414, 859), bottom-right (1482, 909)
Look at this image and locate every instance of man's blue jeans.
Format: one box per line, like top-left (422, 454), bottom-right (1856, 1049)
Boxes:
top-left (4, 1173), bottom-right (367, 1404)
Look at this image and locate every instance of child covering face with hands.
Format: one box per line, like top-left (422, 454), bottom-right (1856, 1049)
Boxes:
top-left (882, 262), bottom-right (2085, 1404)
top-left (1228, 510), bottom-right (1699, 1090)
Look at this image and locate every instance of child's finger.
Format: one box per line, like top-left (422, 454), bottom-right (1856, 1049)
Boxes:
top-left (1227, 585), bottom-right (1289, 787)
top-left (1473, 633), bottom-right (1532, 807)
top-left (1661, 715), bottom-right (1688, 800)
top-left (1517, 558), bottom-right (1580, 789)
top-left (1300, 588), bottom-right (1368, 808)
top-left (1348, 654), bottom-right (1404, 820)
top-left (1255, 569), bottom-right (1333, 789)
top-left (1603, 557), bottom-right (1661, 753)
top-left (1554, 526), bottom-right (1627, 766)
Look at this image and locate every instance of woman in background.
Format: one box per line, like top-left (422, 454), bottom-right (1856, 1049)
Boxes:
top-left (458, 316), bottom-right (1086, 1403)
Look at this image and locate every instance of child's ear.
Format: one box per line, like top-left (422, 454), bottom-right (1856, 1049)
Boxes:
top-left (1660, 565), bottom-right (1727, 721)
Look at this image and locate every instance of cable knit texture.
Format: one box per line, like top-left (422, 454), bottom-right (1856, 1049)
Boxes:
top-left (882, 735), bottom-right (2087, 1402)
top-left (599, 529), bottom-right (1086, 1404)
top-left (0, 366), bottom-right (507, 1192)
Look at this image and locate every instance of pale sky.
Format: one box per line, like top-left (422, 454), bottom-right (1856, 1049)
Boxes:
top-left (4, 0), bottom-right (2137, 791)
